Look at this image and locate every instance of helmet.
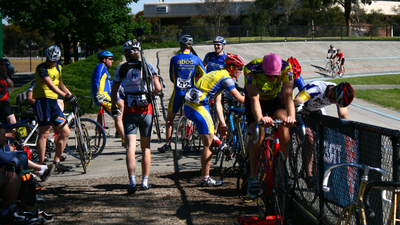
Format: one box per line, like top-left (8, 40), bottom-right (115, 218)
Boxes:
top-left (178, 35), bottom-right (193, 46)
top-left (45, 45), bottom-right (61, 61)
top-left (337, 49), bottom-right (341, 52)
top-left (213, 36), bottom-right (226, 45)
top-left (97, 51), bottom-right (113, 59)
top-left (225, 53), bottom-right (245, 75)
top-left (122, 39), bottom-right (141, 53)
top-left (335, 82), bottom-right (354, 107)
top-left (262, 53), bottom-right (282, 76)
top-left (287, 57), bottom-right (302, 79)
top-left (225, 53), bottom-right (245, 67)
top-left (330, 45), bottom-right (334, 48)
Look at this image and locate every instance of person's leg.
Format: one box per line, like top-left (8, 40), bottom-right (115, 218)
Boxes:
top-left (38, 126), bottom-right (51, 165)
top-left (248, 122), bottom-right (265, 178)
top-left (125, 134), bottom-right (137, 176)
top-left (5, 114), bottom-right (16, 125)
top-left (273, 109), bottom-right (291, 159)
top-left (200, 133), bottom-right (213, 177)
top-left (0, 171), bottom-right (21, 213)
top-left (165, 111), bottom-right (176, 144)
top-left (54, 122), bottom-right (70, 163)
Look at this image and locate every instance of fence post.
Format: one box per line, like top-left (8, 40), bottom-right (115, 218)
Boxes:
top-left (319, 125), bottom-right (325, 224)
top-left (392, 136), bottom-right (400, 182)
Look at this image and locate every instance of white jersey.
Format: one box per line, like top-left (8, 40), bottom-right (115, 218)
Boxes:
top-left (296, 81), bottom-right (342, 113)
top-left (327, 48), bottom-right (337, 55)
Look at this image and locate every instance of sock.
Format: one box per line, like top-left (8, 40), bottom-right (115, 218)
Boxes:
top-left (37, 165), bottom-right (48, 176)
top-left (129, 175), bottom-right (136, 187)
top-left (142, 176), bottom-right (148, 187)
top-left (201, 175), bottom-right (210, 181)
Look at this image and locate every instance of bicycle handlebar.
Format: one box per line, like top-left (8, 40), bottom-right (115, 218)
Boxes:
top-left (253, 119), bottom-right (283, 144)
top-left (364, 181), bottom-right (400, 218)
top-left (322, 163), bottom-right (389, 193)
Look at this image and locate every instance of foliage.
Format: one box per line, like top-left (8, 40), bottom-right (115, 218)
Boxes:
top-left (160, 25), bottom-right (182, 42)
top-left (196, 0), bottom-right (231, 27)
top-left (314, 6), bottom-right (346, 25)
top-left (0, 0), bottom-right (136, 64)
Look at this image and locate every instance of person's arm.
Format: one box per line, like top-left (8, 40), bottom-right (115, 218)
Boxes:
top-left (153, 73), bottom-right (162, 95)
top-left (227, 88), bottom-right (244, 104)
top-left (26, 91), bottom-right (36, 105)
top-left (282, 80), bottom-right (296, 124)
top-left (246, 83), bottom-right (264, 123)
top-left (5, 76), bottom-right (13, 88)
top-left (42, 77), bottom-right (69, 98)
top-left (337, 107), bottom-right (349, 119)
top-left (111, 82), bottom-right (120, 108)
top-left (214, 94), bottom-right (227, 139)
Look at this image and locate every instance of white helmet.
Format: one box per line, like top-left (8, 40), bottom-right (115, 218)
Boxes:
top-left (122, 39), bottom-right (141, 53)
top-left (45, 45), bottom-right (61, 61)
top-left (178, 35), bottom-right (193, 46)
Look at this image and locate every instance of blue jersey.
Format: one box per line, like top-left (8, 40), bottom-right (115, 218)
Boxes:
top-left (203, 52), bottom-right (227, 73)
top-left (169, 52), bottom-right (206, 90)
top-left (293, 76), bottom-right (305, 92)
top-left (91, 63), bottom-right (112, 101)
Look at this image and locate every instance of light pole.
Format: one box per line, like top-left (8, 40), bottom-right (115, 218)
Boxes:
top-left (0, 12), bottom-right (3, 59)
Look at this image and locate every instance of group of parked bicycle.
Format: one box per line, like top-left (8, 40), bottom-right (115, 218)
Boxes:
top-left (2, 28), bottom-right (395, 224)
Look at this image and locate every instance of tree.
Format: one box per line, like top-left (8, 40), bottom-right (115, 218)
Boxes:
top-left (197, 0), bottom-right (231, 27)
top-left (0, 0), bottom-right (137, 64)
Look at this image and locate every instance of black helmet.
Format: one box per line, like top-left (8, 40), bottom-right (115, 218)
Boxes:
top-left (330, 45), bottom-right (334, 48)
top-left (335, 82), bottom-right (354, 107)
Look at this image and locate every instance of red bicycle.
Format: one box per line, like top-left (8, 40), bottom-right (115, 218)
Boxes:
top-left (253, 119), bottom-right (289, 225)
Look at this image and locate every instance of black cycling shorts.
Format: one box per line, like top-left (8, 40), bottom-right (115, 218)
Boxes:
top-left (244, 93), bottom-right (286, 125)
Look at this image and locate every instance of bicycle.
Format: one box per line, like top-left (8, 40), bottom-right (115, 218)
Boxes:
top-left (253, 119), bottom-right (289, 224)
top-left (174, 114), bottom-right (201, 160)
top-left (325, 58), bottom-right (335, 73)
top-left (331, 61), bottom-right (346, 78)
top-left (220, 107), bottom-right (248, 180)
top-left (322, 163), bottom-right (396, 225)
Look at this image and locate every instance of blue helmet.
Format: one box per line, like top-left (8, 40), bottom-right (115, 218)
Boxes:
top-left (213, 36), bottom-right (226, 45)
top-left (97, 51), bottom-right (113, 59)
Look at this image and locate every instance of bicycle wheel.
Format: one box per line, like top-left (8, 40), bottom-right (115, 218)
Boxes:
top-left (288, 131), bottom-right (302, 195)
top-left (66, 118), bottom-right (106, 160)
top-left (331, 64), bottom-right (339, 78)
top-left (191, 124), bottom-right (202, 152)
top-left (325, 61), bottom-right (332, 72)
top-left (220, 128), bottom-right (241, 179)
top-left (272, 152), bottom-right (289, 225)
top-left (258, 150), bottom-right (271, 220)
top-left (76, 123), bottom-right (88, 174)
top-left (174, 115), bottom-right (188, 160)
top-left (6, 123), bottom-right (40, 161)
top-left (236, 157), bottom-right (253, 202)
top-left (336, 205), bottom-right (360, 225)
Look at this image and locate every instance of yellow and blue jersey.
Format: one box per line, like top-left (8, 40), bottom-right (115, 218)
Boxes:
top-left (244, 58), bottom-right (293, 101)
top-left (33, 62), bottom-right (62, 99)
top-left (169, 52), bottom-right (206, 90)
top-left (91, 63), bottom-right (112, 102)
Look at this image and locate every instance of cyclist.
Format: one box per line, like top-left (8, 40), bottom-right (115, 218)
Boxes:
top-left (336, 49), bottom-right (345, 76)
top-left (326, 44), bottom-right (337, 67)
top-left (158, 34), bottom-right (206, 153)
top-left (33, 45), bottom-right (76, 172)
top-left (184, 53), bottom-right (245, 186)
top-left (111, 39), bottom-right (162, 194)
top-left (90, 51), bottom-right (125, 144)
top-left (0, 59), bottom-right (16, 125)
top-left (245, 53), bottom-right (296, 199)
top-left (203, 36), bottom-right (227, 73)
top-left (294, 81), bottom-right (354, 184)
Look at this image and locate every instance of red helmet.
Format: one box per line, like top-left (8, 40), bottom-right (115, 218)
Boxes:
top-left (225, 53), bottom-right (245, 67)
top-left (335, 82), bottom-right (354, 107)
top-left (287, 56), bottom-right (302, 79)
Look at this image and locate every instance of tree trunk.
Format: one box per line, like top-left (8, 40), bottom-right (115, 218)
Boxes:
top-left (345, 0), bottom-right (352, 36)
top-left (61, 33), bottom-right (72, 65)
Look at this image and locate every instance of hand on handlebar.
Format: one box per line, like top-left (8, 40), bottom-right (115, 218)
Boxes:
top-left (65, 93), bottom-right (77, 104)
top-left (284, 116), bottom-right (296, 127)
top-left (259, 116), bottom-right (274, 127)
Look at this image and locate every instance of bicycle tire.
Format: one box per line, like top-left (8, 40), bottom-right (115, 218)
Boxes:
top-left (66, 118), bottom-right (106, 160)
top-left (174, 115), bottom-right (187, 160)
top-left (325, 61), bottom-right (332, 72)
top-left (272, 152), bottom-right (289, 225)
top-left (258, 150), bottom-right (271, 220)
top-left (336, 204), bottom-right (360, 225)
top-left (236, 158), bottom-right (253, 202)
top-left (288, 131), bottom-right (302, 197)
top-left (191, 124), bottom-right (202, 152)
top-left (76, 123), bottom-right (88, 174)
top-left (338, 66), bottom-right (345, 78)
top-left (219, 128), bottom-right (242, 179)
top-left (6, 123), bottom-right (40, 161)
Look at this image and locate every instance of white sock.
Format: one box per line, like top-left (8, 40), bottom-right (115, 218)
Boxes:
top-left (201, 175), bottom-right (210, 181)
top-left (142, 176), bottom-right (149, 187)
top-left (129, 175), bottom-right (136, 187)
top-left (37, 165), bottom-right (48, 176)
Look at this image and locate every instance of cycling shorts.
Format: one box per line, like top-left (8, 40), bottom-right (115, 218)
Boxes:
top-left (184, 102), bottom-right (214, 135)
top-left (0, 101), bottom-right (14, 124)
top-left (35, 98), bottom-right (66, 127)
top-left (167, 88), bottom-right (187, 114)
top-left (123, 113), bottom-right (152, 137)
top-left (340, 58), bottom-right (345, 65)
top-left (244, 93), bottom-right (286, 125)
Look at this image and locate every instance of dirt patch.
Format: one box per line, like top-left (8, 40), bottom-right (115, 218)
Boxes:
top-left (9, 59), bottom-right (44, 73)
top-left (33, 170), bottom-right (305, 224)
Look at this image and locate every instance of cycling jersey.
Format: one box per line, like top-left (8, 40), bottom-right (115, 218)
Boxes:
top-left (0, 77), bottom-right (9, 101)
top-left (184, 68), bottom-right (236, 135)
top-left (203, 52), bottom-right (227, 73)
top-left (327, 48), bottom-right (337, 58)
top-left (296, 81), bottom-right (344, 112)
top-left (336, 52), bottom-right (344, 60)
top-left (91, 63), bottom-right (112, 102)
top-left (293, 76), bottom-right (305, 92)
top-left (113, 59), bottom-right (156, 115)
top-left (244, 58), bottom-right (293, 101)
top-left (33, 62), bottom-right (62, 99)
top-left (168, 52), bottom-right (206, 114)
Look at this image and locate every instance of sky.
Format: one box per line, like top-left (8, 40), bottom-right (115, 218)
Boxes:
top-left (129, 0), bottom-right (200, 15)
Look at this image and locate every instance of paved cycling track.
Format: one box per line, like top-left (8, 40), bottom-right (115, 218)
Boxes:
top-left (32, 40), bottom-right (400, 181)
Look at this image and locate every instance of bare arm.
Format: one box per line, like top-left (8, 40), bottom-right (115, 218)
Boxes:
top-left (282, 80), bottom-right (296, 123)
top-left (111, 81), bottom-right (120, 108)
top-left (153, 74), bottom-right (162, 95)
top-left (227, 88), bottom-right (244, 104)
top-left (246, 83), bottom-right (263, 123)
top-left (26, 91), bottom-right (36, 105)
top-left (5, 77), bottom-right (13, 88)
top-left (42, 77), bottom-right (69, 98)
top-left (337, 107), bottom-right (349, 119)
top-left (214, 94), bottom-right (227, 138)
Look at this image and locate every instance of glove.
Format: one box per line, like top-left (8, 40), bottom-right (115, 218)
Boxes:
top-left (111, 107), bottom-right (121, 118)
top-left (96, 94), bottom-right (104, 104)
top-left (65, 93), bottom-right (77, 104)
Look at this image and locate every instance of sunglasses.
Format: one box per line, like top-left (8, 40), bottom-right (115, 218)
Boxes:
top-left (265, 75), bottom-right (278, 79)
top-left (107, 58), bottom-right (114, 61)
top-left (214, 44), bottom-right (222, 47)
top-left (234, 66), bottom-right (243, 71)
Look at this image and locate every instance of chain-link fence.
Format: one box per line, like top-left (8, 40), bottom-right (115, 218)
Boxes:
top-left (289, 112), bottom-right (400, 225)
top-left (183, 25), bottom-right (400, 44)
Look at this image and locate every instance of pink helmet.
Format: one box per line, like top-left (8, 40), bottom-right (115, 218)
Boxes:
top-left (262, 53), bottom-right (282, 76)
